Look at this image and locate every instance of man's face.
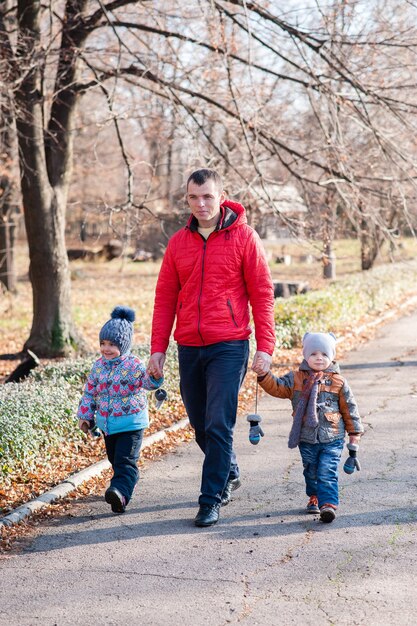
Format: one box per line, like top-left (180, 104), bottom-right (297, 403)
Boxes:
top-left (186, 179), bottom-right (226, 228)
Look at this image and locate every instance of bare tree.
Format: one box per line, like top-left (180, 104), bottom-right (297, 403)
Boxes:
top-left (0, 1), bottom-right (18, 293)
top-left (89, 0), bottom-right (417, 258)
top-left (0, 95), bottom-right (18, 293)
top-left (1, 1), bottom-right (92, 355)
top-left (2, 0), bottom-right (417, 355)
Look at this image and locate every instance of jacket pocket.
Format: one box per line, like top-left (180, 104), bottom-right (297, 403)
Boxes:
top-left (227, 299), bottom-right (239, 327)
top-left (176, 300), bottom-right (183, 321)
top-left (324, 411), bottom-right (342, 424)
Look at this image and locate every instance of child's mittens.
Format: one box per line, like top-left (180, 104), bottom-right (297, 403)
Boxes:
top-left (155, 388), bottom-right (167, 409)
top-left (250, 423), bottom-right (264, 444)
top-left (89, 422), bottom-right (101, 438)
top-left (246, 414), bottom-right (264, 445)
top-left (343, 442), bottom-right (361, 474)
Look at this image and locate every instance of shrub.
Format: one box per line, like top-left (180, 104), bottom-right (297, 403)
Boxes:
top-left (274, 259), bottom-right (417, 348)
top-left (0, 344), bottom-right (181, 482)
top-left (0, 379), bottom-right (81, 479)
top-left (30, 356), bottom-right (95, 385)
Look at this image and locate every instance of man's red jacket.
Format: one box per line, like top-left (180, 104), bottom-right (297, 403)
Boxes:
top-left (151, 200), bottom-right (276, 355)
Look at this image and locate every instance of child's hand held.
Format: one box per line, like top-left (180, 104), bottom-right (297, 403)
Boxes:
top-left (251, 351), bottom-right (272, 376)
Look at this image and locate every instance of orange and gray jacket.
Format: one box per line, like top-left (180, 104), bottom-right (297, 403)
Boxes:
top-left (258, 361), bottom-right (364, 444)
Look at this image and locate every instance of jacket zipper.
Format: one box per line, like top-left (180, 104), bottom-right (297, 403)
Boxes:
top-left (197, 236), bottom-right (207, 343)
top-left (227, 299), bottom-right (238, 327)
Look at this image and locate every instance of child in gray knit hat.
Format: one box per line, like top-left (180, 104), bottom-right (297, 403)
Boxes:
top-left (77, 306), bottom-right (164, 514)
top-left (253, 332), bottom-right (363, 523)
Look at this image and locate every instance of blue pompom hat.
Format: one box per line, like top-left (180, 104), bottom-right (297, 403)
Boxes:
top-left (99, 306), bottom-right (136, 356)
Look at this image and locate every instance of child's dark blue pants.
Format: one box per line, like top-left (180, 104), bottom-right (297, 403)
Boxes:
top-left (104, 429), bottom-right (144, 504)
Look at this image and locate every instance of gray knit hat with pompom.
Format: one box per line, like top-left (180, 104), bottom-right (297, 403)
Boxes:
top-left (99, 306), bottom-right (135, 355)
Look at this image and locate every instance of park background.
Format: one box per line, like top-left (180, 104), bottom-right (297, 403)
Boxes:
top-left (2, 0), bottom-right (417, 547)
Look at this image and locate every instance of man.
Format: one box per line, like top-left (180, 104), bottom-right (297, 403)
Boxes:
top-left (148, 168), bottom-right (275, 527)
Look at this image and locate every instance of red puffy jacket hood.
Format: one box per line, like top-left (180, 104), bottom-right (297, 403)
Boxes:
top-left (151, 200), bottom-right (275, 354)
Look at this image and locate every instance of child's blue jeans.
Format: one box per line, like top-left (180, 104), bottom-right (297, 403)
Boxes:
top-left (298, 439), bottom-right (345, 508)
top-left (104, 429), bottom-right (144, 504)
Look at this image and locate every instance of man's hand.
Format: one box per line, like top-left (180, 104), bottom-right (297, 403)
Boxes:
top-left (147, 352), bottom-right (166, 379)
top-left (251, 350), bottom-right (272, 376)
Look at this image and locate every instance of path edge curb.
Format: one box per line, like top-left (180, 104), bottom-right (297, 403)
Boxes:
top-left (0, 417), bottom-right (189, 529)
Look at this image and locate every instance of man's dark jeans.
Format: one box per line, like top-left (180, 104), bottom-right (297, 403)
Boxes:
top-left (104, 429), bottom-right (144, 504)
top-left (178, 340), bottom-right (249, 505)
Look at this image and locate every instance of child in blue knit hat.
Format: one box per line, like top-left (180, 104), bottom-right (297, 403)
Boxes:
top-left (252, 332), bottom-right (363, 523)
top-left (77, 306), bottom-right (164, 514)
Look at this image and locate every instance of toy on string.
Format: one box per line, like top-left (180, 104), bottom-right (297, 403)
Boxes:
top-left (246, 382), bottom-right (264, 445)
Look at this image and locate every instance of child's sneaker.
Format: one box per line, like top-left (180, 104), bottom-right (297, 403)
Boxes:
top-left (105, 487), bottom-right (126, 513)
top-left (320, 504), bottom-right (336, 523)
top-left (306, 495), bottom-right (320, 514)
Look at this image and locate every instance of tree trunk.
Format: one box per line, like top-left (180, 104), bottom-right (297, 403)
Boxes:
top-left (13, 0), bottom-right (88, 357)
top-left (359, 202), bottom-right (381, 271)
top-left (0, 217), bottom-right (16, 292)
top-left (323, 240), bottom-right (336, 279)
top-left (16, 99), bottom-right (83, 355)
top-left (0, 58), bottom-right (18, 293)
top-left (21, 185), bottom-right (84, 356)
top-left (322, 187), bottom-right (337, 280)
top-left (360, 233), bottom-right (379, 271)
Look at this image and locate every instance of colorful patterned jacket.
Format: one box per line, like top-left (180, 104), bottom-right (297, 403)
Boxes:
top-left (77, 354), bottom-right (163, 435)
top-left (258, 361), bottom-right (363, 444)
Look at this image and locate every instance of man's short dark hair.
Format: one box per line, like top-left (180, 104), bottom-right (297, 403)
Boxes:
top-left (186, 168), bottom-right (223, 191)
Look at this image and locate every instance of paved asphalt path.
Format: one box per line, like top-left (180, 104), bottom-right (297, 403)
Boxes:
top-left (2, 309), bottom-right (417, 626)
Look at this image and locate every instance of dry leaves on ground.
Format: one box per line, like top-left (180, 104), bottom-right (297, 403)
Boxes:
top-left (2, 294), bottom-right (416, 554)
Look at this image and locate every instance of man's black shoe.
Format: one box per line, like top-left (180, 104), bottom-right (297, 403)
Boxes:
top-left (105, 487), bottom-right (126, 513)
top-left (221, 477), bottom-right (241, 506)
top-left (194, 503), bottom-right (220, 527)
